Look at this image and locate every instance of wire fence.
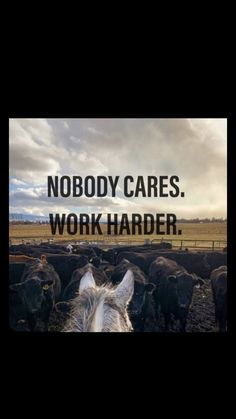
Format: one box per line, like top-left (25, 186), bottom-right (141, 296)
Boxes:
top-left (9, 236), bottom-right (227, 251)
top-left (151, 238), bottom-right (227, 251)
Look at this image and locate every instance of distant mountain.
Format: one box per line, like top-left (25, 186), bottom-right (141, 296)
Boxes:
top-left (9, 213), bottom-right (48, 222)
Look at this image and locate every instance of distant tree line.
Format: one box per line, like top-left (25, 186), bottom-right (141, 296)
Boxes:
top-left (9, 220), bottom-right (50, 225)
top-left (9, 217), bottom-right (227, 225)
top-left (177, 218), bottom-right (227, 223)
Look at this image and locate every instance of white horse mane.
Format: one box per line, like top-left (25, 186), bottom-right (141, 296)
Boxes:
top-left (64, 270), bottom-right (134, 332)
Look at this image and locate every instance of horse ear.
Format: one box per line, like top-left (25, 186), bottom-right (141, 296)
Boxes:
top-left (79, 271), bottom-right (96, 294)
top-left (114, 269), bottom-right (134, 308)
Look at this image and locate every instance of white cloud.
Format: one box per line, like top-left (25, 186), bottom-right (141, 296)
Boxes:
top-left (70, 136), bottom-right (82, 144)
top-left (10, 178), bottom-right (27, 186)
top-left (9, 118), bottom-right (227, 218)
top-left (9, 119), bottom-right (61, 184)
top-left (87, 126), bottom-right (107, 136)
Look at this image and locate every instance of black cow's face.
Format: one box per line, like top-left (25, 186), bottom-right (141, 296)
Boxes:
top-left (23, 278), bottom-right (45, 313)
top-left (129, 284), bottom-right (145, 317)
top-left (129, 282), bottom-right (156, 318)
top-left (10, 276), bottom-right (54, 314)
top-left (168, 274), bottom-right (204, 311)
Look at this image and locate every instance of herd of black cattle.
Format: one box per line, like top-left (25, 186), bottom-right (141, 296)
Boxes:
top-left (9, 242), bottom-right (227, 332)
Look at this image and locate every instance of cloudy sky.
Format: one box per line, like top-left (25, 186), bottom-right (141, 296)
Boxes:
top-left (9, 118), bottom-right (227, 219)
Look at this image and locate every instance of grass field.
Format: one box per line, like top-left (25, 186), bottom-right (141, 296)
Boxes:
top-left (9, 222), bottom-right (227, 249)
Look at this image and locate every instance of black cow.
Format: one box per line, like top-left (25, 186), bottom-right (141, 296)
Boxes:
top-left (111, 260), bottom-right (156, 332)
top-left (210, 266), bottom-right (227, 332)
top-left (40, 254), bottom-right (89, 291)
top-left (89, 246), bottom-right (103, 258)
top-left (10, 256), bottom-right (61, 331)
top-left (116, 251), bottom-right (158, 274)
top-left (62, 264), bottom-right (108, 301)
top-left (102, 243), bottom-right (172, 265)
top-left (205, 252), bottom-right (227, 272)
top-left (163, 252), bottom-right (211, 279)
top-left (99, 262), bottom-right (116, 280)
top-left (72, 246), bottom-right (97, 258)
top-left (117, 250), bottom-right (211, 278)
top-left (101, 249), bottom-right (116, 264)
top-left (149, 256), bottom-right (204, 332)
top-left (9, 244), bottom-right (68, 257)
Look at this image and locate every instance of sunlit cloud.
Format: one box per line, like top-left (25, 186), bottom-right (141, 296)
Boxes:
top-left (9, 118), bottom-right (227, 218)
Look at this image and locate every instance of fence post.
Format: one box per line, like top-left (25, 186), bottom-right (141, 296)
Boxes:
top-left (212, 241), bottom-right (215, 251)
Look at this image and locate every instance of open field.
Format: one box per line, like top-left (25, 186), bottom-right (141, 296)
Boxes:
top-left (9, 222), bottom-right (227, 248)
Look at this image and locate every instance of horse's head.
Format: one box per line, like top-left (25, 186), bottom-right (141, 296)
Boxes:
top-left (64, 269), bottom-right (134, 332)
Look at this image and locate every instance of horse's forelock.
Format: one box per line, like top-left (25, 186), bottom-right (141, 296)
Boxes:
top-left (64, 285), bottom-right (132, 332)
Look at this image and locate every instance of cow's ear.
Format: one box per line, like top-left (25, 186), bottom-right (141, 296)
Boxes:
top-left (145, 283), bottom-right (156, 293)
top-left (168, 275), bottom-right (177, 284)
top-left (10, 282), bottom-right (25, 292)
top-left (114, 269), bottom-right (134, 308)
top-left (79, 271), bottom-right (96, 294)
